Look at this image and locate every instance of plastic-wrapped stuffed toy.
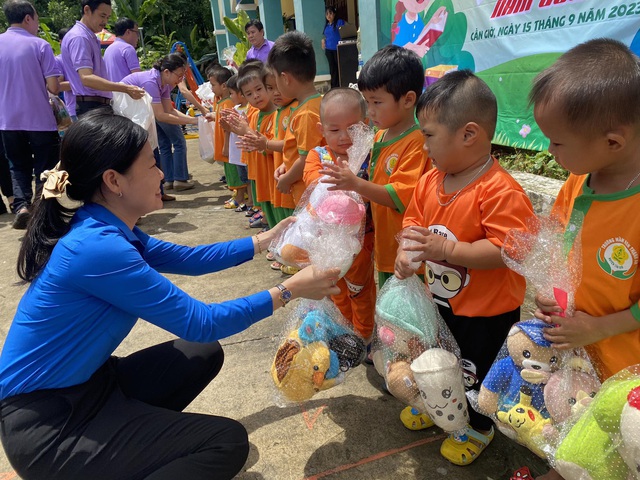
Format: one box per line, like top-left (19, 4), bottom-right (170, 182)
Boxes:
top-left (620, 386), bottom-right (640, 476)
top-left (541, 362), bottom-right (601, 446)
top-left (272, 300), bottom-right (366, 405)
top-left (552, 369), bottom-right (640, 480)
top-left (478, 319), bottom-right (560, 426)
top-left (497, 385), bottom-right (552, 458)
top-left (271, 330), bottom-right (342, 403)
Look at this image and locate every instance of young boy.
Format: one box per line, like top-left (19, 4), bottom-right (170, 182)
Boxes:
top-left (236, 62), bottom-right (277, 231)
top-left (267, 31), bottom-right (325, 206)
top-left (529, 38), bottom-right (640, 480)
top-left (225, 74), bottom-right (251, 212)
top-left (321, 45), bottom-right (430, 287)
top-left (302, 88), bottom-right (376, 339)
top-left (207, 65), bottom-right (244, 207)
top-left (394, 70), bottom-right (535, 466)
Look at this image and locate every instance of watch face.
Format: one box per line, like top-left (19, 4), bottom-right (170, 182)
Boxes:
top-left (281, 289), bottom-right (292, 302)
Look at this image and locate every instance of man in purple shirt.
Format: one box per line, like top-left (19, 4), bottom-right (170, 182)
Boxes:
top-left (103, 17), bottom-right (141, 82)
top-left (61, 0), bottom-right (144, 116)
top-left (244, 19), bottom-right (274, 63)
top-left (0, 0), bottom-right (61, 229)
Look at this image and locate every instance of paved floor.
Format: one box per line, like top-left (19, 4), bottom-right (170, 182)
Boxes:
top-left (0, 140), bottom-right (548, 479)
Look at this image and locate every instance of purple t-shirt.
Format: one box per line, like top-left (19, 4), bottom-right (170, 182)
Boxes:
top-left (55, 54), bottom-right (77, 117)
top-left (104, 38), bottom-right (140, 82)
top-left (246, 39), bottom-right (274, 63)
top-left (121, 68), bottom-right (170, 104)
top-left (61, 21), bottom-right (112, 99)
top-left (0, 27), bottom-right (60, 131)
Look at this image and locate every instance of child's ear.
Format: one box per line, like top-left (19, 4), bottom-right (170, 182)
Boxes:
top-left (316, 121), bottom-right (324, 136)
top-left (605, 128), bottom-right (627, 152)
top-left (462, 122), bottom-right (481, 145)
top-left (402, 91), bottom-right (417, 109)
top-left (280, 71), bottom-right (292, 87)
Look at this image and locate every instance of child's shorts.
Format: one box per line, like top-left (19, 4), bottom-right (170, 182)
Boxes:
top-left (236, 165), bottom-right (248, 185)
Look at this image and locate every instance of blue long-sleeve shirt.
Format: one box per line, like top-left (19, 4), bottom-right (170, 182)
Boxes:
top-left (0, 203), bottom-right (273, 400)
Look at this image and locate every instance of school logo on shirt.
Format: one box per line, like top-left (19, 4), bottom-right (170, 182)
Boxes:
top-left (597, 237), bottom-right (638, 280)
top-left (384, 153), bottom-right (399, 175)
top-left (282, 115), bottom-right (290, 131)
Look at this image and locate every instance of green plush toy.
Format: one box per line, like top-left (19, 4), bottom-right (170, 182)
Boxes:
top-left (554, 373), bottom-right (640, 480)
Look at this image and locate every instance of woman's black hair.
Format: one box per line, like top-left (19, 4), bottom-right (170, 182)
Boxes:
top-left (153, 53), bottom-right (187, 73)
top-left (17, 110), bottom-right (148, 282)
top-left (324, 5), bottom-right (339, 31)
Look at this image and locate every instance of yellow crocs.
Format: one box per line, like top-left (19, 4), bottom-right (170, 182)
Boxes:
top-left (399, 406), bottom-right (435, 431)
top-left (440, 426), bottom-right (494, 466)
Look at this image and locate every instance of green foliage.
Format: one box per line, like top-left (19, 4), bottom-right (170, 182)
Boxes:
top-left (47, 0), bottom-right (78, 32)
top-left (222, 9), bottom-right (250, 66)
top-left (496, 148), bottom-right (569, 181)
top-left (38, 22), bottom-right (60, 55)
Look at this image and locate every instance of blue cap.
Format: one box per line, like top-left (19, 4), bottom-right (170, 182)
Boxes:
top-left (515, 319), bottom-right (552, 348)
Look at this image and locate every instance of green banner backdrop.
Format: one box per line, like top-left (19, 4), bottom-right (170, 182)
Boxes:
top-left (381, 0), bottom-right (640, 150)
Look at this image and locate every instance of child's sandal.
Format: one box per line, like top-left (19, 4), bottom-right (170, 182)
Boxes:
top-left (399, 406), bottom-right (435, 431)
top-left (270, 261), bottom-right (283, 270)
top-left (266, 251), bottom-right (276, 261)
top-left (440, 426), bottom-right (494, 466)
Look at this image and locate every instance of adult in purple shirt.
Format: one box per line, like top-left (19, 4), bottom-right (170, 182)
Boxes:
top-left (103, 17), bottom-right (141, 82)
top-left (56, 27), bottom-right (77, 119)
top-left (61, 0), bottom-right (144, 116)
top-left (0, 0), bottom-right (61, 229)
top-left (122, 54), bottom-right (197, 196)
top-left (244, 19), bottom-right (274, 64)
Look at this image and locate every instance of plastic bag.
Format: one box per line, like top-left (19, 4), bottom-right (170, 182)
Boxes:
top-left (49, 94), bottom-right (72, 131)
top-left (475, 319), bottom-right (600, 459)
top-left (112, 92), bottom-right (158, 151)
top-left (198, 116), bottom-right (215, 164)
top-left (548, 364), bottom-right (640, 479)
top-left (269, 123), bottom-right (374, 277)
top-left (195, 81), bottom-right (215, 103)
top-left (371, 275), bottom-right (469, 435)
top-left (271, 298), bottom-right (366, 405)
top-left (397, 227), bottom-right (423, 271)
top-left (502, 213), bottom-right (583, 317)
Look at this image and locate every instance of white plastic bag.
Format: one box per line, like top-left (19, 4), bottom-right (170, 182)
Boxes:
top-left (112, 92), bottom-right (158, 150)
top-left (198, 116), bottom-right (215, 164)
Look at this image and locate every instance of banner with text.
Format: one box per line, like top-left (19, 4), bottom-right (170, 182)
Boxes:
top-left (381, 0), bottom-right (640, 150)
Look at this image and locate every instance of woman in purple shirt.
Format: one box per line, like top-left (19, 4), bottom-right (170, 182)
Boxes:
top-left (122, 54), bottom-right (197, 197)
top-left (0, 110), bottom-right (340, 479)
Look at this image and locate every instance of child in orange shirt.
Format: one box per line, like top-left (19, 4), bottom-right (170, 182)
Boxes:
top-left (321, 45), bottom-right (430, 287)
top-left (207, 66), bottom-right (245, 207)
top-left (302, 88), bottom-right (376, 339)
top-left (236, 62), bottom-right (276, 231)
top-left (395, 70), bottom-right (534, 466)
top-left (529, 39), bottom-right (640, 480)
top-left (267, 31), bottom-right (325, 206)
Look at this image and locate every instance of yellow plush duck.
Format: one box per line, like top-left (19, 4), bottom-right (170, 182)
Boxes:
top-left (497, 385), bottom-right (552, 458)
top-left (271, 331), bottom-right (339, 403)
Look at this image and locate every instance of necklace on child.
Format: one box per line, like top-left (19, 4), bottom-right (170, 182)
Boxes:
top-left (626, 169), bottom-right (640, 190)
top-left (436, 155), bottom-right (493, 207)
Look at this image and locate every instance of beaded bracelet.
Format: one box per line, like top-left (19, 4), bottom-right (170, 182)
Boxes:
top-left (254, 233), bottom-right (263, 254)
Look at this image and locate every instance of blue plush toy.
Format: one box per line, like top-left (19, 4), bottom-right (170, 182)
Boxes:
top-left (298, 310), bottom-right (350, 344)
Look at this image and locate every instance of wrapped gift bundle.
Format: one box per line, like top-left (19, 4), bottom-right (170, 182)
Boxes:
top-left (271, 298), bottom-right (366, 405)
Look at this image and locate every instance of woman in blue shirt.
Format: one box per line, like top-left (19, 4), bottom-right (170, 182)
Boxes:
top-left (0, 110), bottom-right (340, 480)
top-left (321, 6), bottom-right (345, 88)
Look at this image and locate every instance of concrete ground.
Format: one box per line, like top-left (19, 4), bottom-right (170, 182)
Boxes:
top-left (0, 140), bottom-right (549, 479)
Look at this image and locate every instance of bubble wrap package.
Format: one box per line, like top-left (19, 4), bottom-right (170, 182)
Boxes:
top-left (475, 318), bottom-right (601, 459)
top-left (502, 213), bottom-right (583, 316)
top-left (549, 364), bottom-right (640, 479)
top-left (271, 298), bottom-right (367, 405)
top-left (371, 275), bottom-right (469, 435)
top-left (269, 123), bottom-right (374, 276)
top-left (397, 227), bottom-right (423, 271)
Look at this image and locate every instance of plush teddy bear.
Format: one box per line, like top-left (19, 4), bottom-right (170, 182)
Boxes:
top-left (553, 373), bottom-right (640, 480)
top-left (541, 361), bottom-right (601, 444)
top-left (478, 319), bottom-right (560, 421)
